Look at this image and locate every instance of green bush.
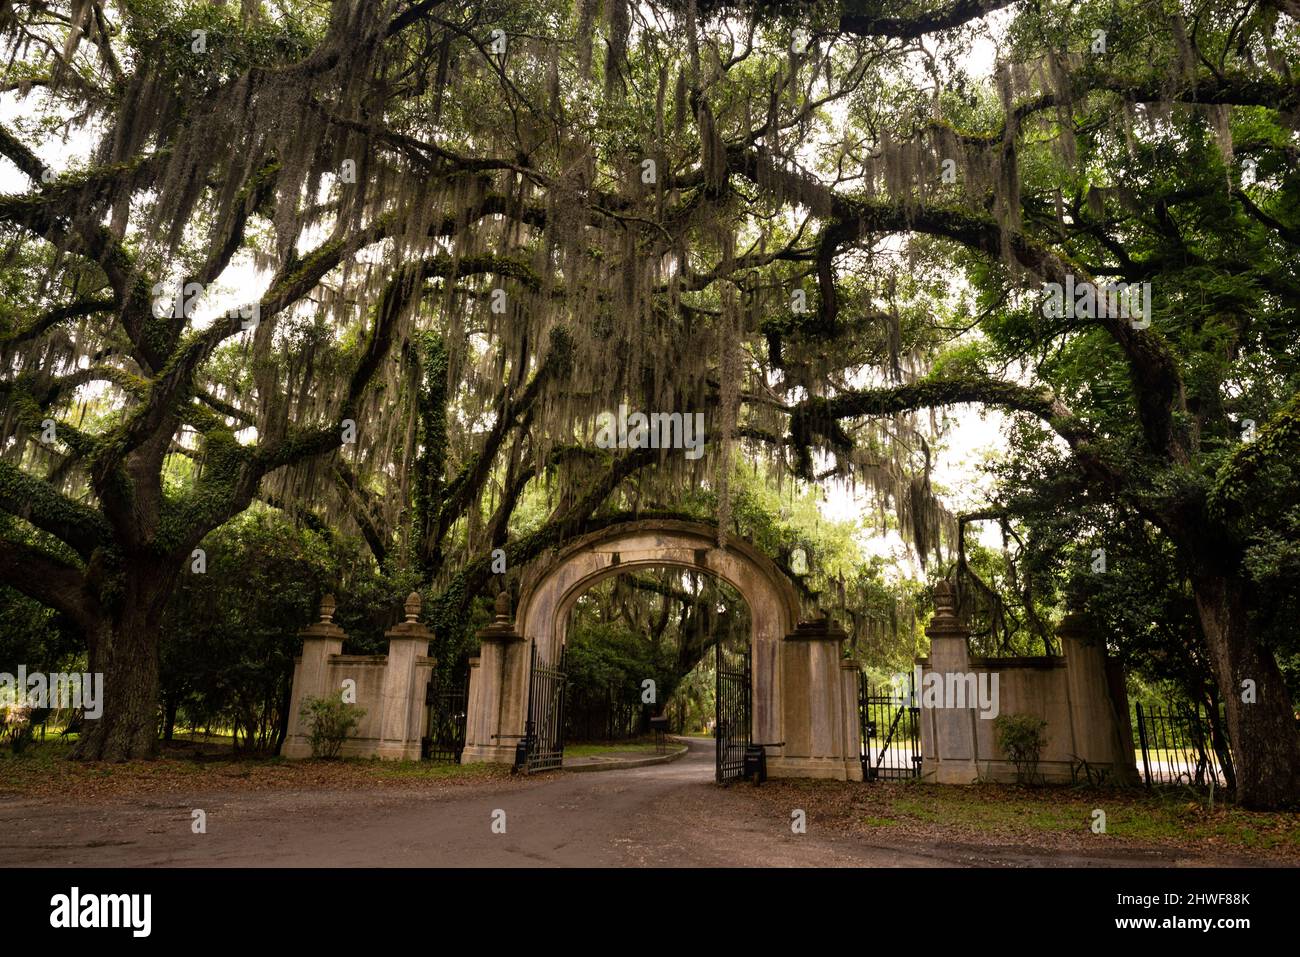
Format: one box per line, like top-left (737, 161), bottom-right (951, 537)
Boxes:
top-left (299, 696), bottom-right (365, 759)
top-left (994, 713), bottom-right (1048, 785)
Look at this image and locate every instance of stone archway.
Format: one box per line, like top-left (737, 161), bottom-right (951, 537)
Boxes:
top-left (461, 520), bottom-right (863, 780)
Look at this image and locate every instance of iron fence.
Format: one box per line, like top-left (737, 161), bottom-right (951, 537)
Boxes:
top-left (1133, 701), bottom-right (1232, 790)
top-left (523, 643), bottom-right (567, 773)
top-left (859, 671), bottom-right (921, 781)
top-left (565, 684), bottom-right (642, 741)
top-left (715, 644), bottom-right (750, 784)
top-left (421, 662), bottom-right (469, 763)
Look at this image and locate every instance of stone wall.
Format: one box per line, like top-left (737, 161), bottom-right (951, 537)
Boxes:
top-left (281, 593), bottom-right (435, 761)
top-left (280, 572), bottom-right (1138, 788)
top-left (917, 582), bottom-right (1139, 786)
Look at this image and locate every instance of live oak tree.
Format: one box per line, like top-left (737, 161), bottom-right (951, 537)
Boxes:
top-left (1, 1), bottom-right (1297, 808)
top-left (0, 0), bottom-right (933, 761)
top-left (744, 0), bottom-right (1300, 806)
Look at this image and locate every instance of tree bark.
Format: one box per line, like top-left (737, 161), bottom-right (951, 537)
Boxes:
top-left (70, 568), bottom-right (172, 761)
top-left (1191, 570), bottom-right (1300, 809)
top-left (1204, 686), bottom-right (1236, 793)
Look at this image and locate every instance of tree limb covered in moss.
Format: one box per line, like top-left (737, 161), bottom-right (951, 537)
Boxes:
top-left (0, 535), bottom-right (101, 633)
top-left (0, 462), bottom-right (109, 560)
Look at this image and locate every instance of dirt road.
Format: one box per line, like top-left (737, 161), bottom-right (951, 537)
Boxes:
top-left (0, 739), bottom-right (1260, 867)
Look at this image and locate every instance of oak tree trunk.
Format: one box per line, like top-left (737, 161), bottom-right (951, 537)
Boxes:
top-left (1191, 571), bottom-right (1300, 809)
top-left (70, 568), bottom-right (172, 761)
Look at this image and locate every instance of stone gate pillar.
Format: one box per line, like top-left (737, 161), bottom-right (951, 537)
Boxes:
top-left (376, 591), bottom-right (434, 760)
top-left (920, 581), bottom-right (979, 784)
top-left (1058, 605), bottom-right (1141, 783)
top-left (772, 616), bottom-right (862, 780)
top-left (462, 593), bottom-right (528, 764)
top-left (282, 595), bottom-right (345, 759)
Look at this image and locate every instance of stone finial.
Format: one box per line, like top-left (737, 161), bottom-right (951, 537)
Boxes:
top-left (933, 579), bottom-right (957, 618)
top-left (385, 591), bottom-right (431, 640)
top-left (1057, 580), bottom-right (1095, 646)
top-left (925, 578), bottom-right (969, 642)
top-left (476, 589), bottom-right (521, 642)
top-left (302, 593), bottom-right (344, 639)
top-left (1064, 577), bottom-right (1094, 612)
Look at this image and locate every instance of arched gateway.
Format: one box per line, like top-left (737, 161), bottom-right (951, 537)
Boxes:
top-left (462, 520), bottom-right (863, 781)
top-left (284, 520), bottom-right (1136, 783)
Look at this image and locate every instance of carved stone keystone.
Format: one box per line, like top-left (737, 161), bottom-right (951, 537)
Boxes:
top-left (787, 616), bottom-right (848, 641)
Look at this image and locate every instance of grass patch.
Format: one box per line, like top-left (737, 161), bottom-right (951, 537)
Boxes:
top-left (752, 776), bottom-right (1298, 860)
top-left (864, 783), bottom-right (1300, 854)
top-left (372, 759), bottom-right (504, 781)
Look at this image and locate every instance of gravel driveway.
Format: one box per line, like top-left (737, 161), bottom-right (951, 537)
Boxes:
top-left (0, 738), bottom-right (1265, 867)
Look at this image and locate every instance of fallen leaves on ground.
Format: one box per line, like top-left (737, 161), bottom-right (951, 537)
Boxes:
top-left (0, 740), bottom-right (521, 801)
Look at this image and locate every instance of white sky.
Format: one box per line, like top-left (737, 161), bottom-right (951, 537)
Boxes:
top-left (811, 15), bottom-right (1009, 560)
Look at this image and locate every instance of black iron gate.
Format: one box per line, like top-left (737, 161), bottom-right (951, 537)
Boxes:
top-left (421, 661), bottom-right (469, 763)
top-left (1134, 701), bottom-right (1231, 789)
top-left (522, 643), bottom-right (567, 773)
top-left (715, 642), bottom-right (751, 784)
top-left (859, 671), bottom-right (921, 781)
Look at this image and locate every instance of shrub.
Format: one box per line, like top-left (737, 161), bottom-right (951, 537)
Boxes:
top-left (995, 713), bottom-right (1048, 785)
top-left (299, 696), bottom-right (365, 759)
top-left (160, 511), bottom-right (338, 753)
top-left (2, 704), bottom-right (36, 755)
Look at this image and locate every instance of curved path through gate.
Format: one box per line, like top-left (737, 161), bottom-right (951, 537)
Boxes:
top-left (0, 739), bottom-right (1247, 868)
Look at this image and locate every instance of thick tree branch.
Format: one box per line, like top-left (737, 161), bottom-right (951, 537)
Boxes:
top-left (838, 0), bottom-right (1018, 38)
top-left (0, 462), bottom-right (109, 560)
top-left (0, 536), bottom-right (101, 632)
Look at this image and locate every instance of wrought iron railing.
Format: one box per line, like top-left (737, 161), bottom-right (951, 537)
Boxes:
top-left (524, 643), bottom-right (567, 773)
top-left (859, 671), bottom-right (921, 781)
top-left (1133, 701), bottom-right (1232, 790)
top-left (421, 663), bottom-right (469, 763)
top-left (715, 644), bottom-right (750, 785)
